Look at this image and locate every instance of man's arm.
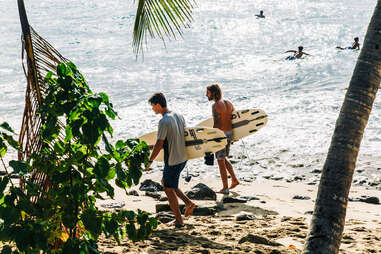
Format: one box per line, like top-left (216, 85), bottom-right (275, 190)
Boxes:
top-left (303, 52), bottom-right (311, 56)
top-left (285, 50), bottom-right (296, 53)
top-left (145, 139), bottom-right (164, 171)
top-left (212, 105), bottom-right (222, 128)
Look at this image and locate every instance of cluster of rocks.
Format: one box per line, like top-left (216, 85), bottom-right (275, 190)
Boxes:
top-left (138, 179), bottom-right (262, 222)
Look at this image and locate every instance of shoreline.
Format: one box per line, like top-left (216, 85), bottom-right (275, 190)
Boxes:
top-left (96, 171), bottom-right (381, 253)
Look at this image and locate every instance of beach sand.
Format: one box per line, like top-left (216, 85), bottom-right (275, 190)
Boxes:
top-left (97, 171), bottom-right (381, 254)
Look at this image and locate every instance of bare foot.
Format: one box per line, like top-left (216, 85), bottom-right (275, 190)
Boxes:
top-left (217, 188), bottom-right (229, 195)
top-left (229, 181), bottom-right (240, 190)
top-left (184, 203), bottom-right (196, 217)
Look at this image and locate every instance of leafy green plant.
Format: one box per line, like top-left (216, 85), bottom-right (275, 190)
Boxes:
top-left (0, 62), bottom-right (157, 254)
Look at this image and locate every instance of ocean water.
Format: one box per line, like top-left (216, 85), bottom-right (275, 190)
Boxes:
top-left (1, 0), bottom-right (380, 185)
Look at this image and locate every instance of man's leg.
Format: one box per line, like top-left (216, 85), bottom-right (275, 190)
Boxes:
top-left (217, 159), bottom-right (229, 193)
top-left (225, 158), bottom-right (239, 189)
top-left (164, 187), bottom-right (183, 225)
top-left (175, 188), bottom-right (196, 217)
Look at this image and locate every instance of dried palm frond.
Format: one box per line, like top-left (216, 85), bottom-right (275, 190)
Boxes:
top-left (18, 0), bottom-right (68, 199)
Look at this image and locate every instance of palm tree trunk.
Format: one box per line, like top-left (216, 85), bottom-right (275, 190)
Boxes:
top-left (303, 1), bottom-right (381, 253)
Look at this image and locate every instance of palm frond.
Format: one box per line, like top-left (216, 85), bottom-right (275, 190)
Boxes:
top-left (133, 0), bottom-right (196, 55)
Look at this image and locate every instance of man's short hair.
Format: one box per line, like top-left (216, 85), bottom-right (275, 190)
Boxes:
top-left (298, 46), bottom-right (303, 51)
top-left (148, 92), bottom-right (167, 107)
top-left (207, 84), bottom-right (222, 101)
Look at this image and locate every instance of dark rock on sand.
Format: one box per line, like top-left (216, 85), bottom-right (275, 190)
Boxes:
top-left (238, 234), bottom-right (282, 246)
top-left (128, 190), bottom-right (139, 196)
top-left (156, 203), bottom-right (185, 213)
top-left (185, 183), bottom-right (216, 201)
top-left (155, 211), bottom-right (175, 223)
top-left (236, 214), bottom-right (256, 221)
top-left (189, 206), bottom-right (216, 216)
top-left (159, 196), bottom-right (168, 201)
top-left (139, 179), bottom-right (163, 192)
top-left (292, 195), bottom-right (311, 200)
top-left (240, 196), bottom-right (260, 201)
top-left (223, 196), bottom-right (248, 204)
top-left (350, 195), bottom-right (379, 205)
top-left (145, 191), bottom-right (161, 200)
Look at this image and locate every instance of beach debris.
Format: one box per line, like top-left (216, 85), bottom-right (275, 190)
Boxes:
top-left (128, 190), bottom-right (139, 196)
top-left (145, 191), bottom-right (161, 200)
top-left (100, 201), bottom-right (125, 209)
top-left (185, 183), bottom-right (216, 200)
top-left (139, 179), bottom-right (163, 192)
top-left (349, 195), bottom-right (380, 205)
top-left (292, 195), bottom-right (311, 200)
top-left (222, 196), bottom-right (247, 204)
top-left (155, 211), bottom-right (175, 223)
top-left (238, 234), bottom-right (282, 246)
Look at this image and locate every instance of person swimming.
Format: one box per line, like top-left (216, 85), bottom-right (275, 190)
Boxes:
top-left (284, 46), bottom-right (311, 60)
top-left (336, 37), bottom-right (360, 50)
top-left (255, 10), bottom-right (265, 18)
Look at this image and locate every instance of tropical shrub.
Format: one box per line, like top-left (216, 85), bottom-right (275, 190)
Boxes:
top-left (0, 62), bottom-right (157, 254)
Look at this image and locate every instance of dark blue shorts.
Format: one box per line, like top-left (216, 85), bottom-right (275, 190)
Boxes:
top-left (163, 161), bottom-right (187, 188)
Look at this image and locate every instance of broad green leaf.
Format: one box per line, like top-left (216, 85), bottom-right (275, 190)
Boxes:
top-left (0, 122), bottom-right (14, 133)
top-left (9, 160), bottom-right (30, 175)
top-left (81, 209), bottom-right (102, 238)
top-left (1, 246), bottom-right (12, 254)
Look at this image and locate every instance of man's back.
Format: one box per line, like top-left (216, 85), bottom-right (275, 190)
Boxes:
top-left (158, 112), bottom-right (186, 166)
top-left (213, 100), bottom-right (234, 132)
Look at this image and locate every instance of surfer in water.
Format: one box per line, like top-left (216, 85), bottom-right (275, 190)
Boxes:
top-left (284, 46), bottom-right (311, 60)
top-left (256, 10), bottom-right (265, 18)
top-left (146, 92), bottom-right (196, 227)
top-left (336, 37), bottom-right (360, 50)
top-left (206, 84), bottom-right (240, 194)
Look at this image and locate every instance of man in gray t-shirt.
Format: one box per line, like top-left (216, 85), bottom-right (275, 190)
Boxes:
top-left (157, 111), bottom-right (187, 166)
top-left (145, 93), bottom-right (196, 227)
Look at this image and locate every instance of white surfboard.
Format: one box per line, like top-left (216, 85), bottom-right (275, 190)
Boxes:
top-left (196, 109), bottom-right (268, 142)
top-left (139, 127), bottom-right (227, 162)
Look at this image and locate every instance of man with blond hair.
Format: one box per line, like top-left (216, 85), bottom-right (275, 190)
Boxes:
top-left (206, 84), bottom-right (239, 194)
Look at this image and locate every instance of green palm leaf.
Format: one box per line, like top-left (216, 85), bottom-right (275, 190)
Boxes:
top-left (133, 0), bottom-right (196, 55)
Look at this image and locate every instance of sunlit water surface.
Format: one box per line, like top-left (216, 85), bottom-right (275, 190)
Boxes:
top-left (1, 0), bottom-right (380, 186)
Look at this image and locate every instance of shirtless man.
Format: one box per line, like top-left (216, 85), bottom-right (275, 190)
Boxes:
top-left (255, 10), bottom-right (265, 18)
top-left (284, 46), bottom-right (311, 59)
top-left (336, 37), bottom-right (360, 50)
top-left (206, 84), bottom-right (239, 194)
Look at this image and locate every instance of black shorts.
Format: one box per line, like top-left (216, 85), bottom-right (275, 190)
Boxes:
top-left (163, 161), bottom-right (187, 188)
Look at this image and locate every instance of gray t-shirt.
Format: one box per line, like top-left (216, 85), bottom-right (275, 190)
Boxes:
top-left (157, 111), bottom-right (187, 166)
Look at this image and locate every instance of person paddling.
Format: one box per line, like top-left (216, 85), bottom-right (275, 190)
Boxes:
top-left (284, 46), bottom-right (311, 60)
top-left (256, 10), bottom-right (265, 18)
top-left (336, 37), bottom-right (360, 50)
